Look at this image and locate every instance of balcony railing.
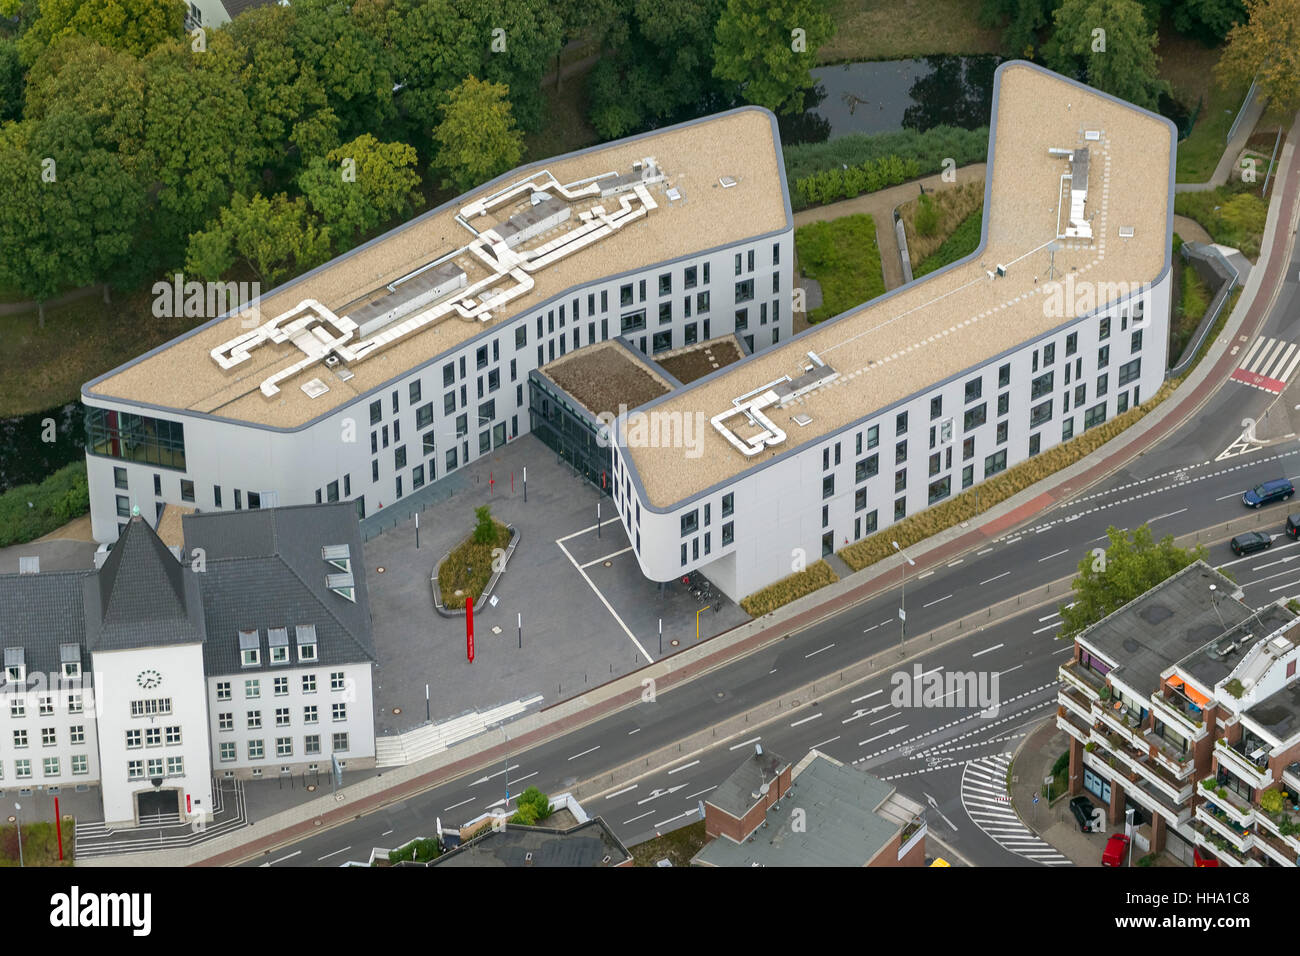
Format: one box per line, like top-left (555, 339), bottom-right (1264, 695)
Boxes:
top-left (1059, 660), bottom-right (1105, 699)
top-left (1252, 823), bottom-right (1297, 866)
top-left (1149, 692), bottom-right (1207, 741)
top-left (1059, 684), bottom-right (1093, 724)
top-left (1191, 821), bottom-right (1256, 866)
top-left (1142, 728), bottom-right (1195, 780)
top-left (1216, 738), bottom-right (1273, 787)
top-left (1198, 781), bottom-right (1255, 828)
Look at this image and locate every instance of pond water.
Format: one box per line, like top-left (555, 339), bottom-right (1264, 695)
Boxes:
top-left (779, 55), bottom-right (1003, 145)
top-left (0, 402), bottom-right (84, 493)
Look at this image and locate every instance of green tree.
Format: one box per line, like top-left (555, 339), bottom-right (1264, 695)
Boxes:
top-left (472, 0), bottom-right (564, 133)
top-left (185, 192), bottom-right (331, 286)
top-left (509, 785), bottom-right (550, 823)
top-left (0, 37), bottom-right (22, 123)
top-left (430, 75), bottom-right (524, 193)
top-left (0, 114), bottom-right (145, 321)
top-left (1217, 0), bottom-right (1300, 114)
top-left (381, 0), bottom-right (482, 135)
top-left (472, 505), bottom-right (496, 544)
top-left (17, 0), bottom-right (184, 67)
top-left (1057, 525), bottom-right (1207, 641)
top-left (299, 134), bottom-right (423, 247)
top-left (1043, 0), bottom-right (1168, 111)
top-left (712, 0), bottom-right (835, 115)
top-left (978, 0), bottom-right (1062, 57)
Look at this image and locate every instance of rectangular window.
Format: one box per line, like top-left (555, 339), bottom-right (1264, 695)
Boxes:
top-left (855, 454), bottom-right (879, 482)
top-left (930, 396), bottom-right (942, 420)
top-left (1118, 358), bottom-right (1141, 387)
top-left (735, 279), bottom-right (755, 303)
top-left (984, 449), bottom-right (1008, 477)
top-left (1074, 383), bottom-right (1086, 407)
top-left (1030, 400), bottom-right (1053, 428)
top-left (681, 511), bottom-right (699, 537)
top-left (895, 468), bottom-right (907, 493)
top-left (247, 711), bottom-right (262, 730)
top-left (332, 702), bottom-right (347, 722)
top-left (996, 420), bottom-right (1008, 444)
top-left (722, 493), bottom-right (734, 517)
top-left (248, 740), bottom-right (264, 760)
top-left (1099, 316), bottom-right (1111, 340)
top-left (1029, 433), bottom-right (1041, 456)
top-left (1030, 371), bottom-right (1054, 400)
top-left (620, 310), bottom-right (646, 334)
top-left (997, 392), bottom-right (1009, 417)
top-left (964, 377), bottom-right (983, 404)
top-left (896, 410), bottom-right (908, 434)
top-left (180, 479), bottom-right (195, 502)
top-left (895, 439), bottom-right (907, 464)
top-left (1097, 373), bottom-right (1109, 397)
top-left (963, 403), bottom-right (987, 432)
top-left (867, 425), bottom-right (879, 450)
top-left (894, 498), bottom-right (906, 521)
top-left (962, 436), bottom-right (975, 461)
top-left (1084, 402), bottom-right (1107, 430)
top-left (1042, 343), bottom-right (1055, 366)
top-left (822, 475), bottom-right (835, 499)
top-left (962, 464), bottom-right (974, 488)
top-left (1066, 332), bottom-right (1078, 356)
top-left (1063, 417), bottom-right (1075, 441)
top-left (304, 705), bottom-right (318, 724)
top-left (216, 681), bottom-right (231, 701)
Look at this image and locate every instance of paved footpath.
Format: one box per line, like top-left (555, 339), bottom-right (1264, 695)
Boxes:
top-left (86, 115), bottom-right (1300, 869)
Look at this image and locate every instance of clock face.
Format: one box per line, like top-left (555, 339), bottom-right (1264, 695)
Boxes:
top-left (136, 669), bottom-right (162, 690)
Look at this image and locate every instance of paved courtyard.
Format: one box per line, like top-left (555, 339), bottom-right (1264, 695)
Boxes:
top-left (363, 434), bottom-right (750, 735)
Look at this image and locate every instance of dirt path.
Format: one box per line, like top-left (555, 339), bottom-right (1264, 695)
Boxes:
top-left (1173, 214), bottom-right (1212, 245)
top-left (794, 163), bottom-right (988, 291)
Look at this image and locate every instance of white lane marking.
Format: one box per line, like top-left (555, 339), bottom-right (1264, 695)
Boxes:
top-left (686, 786), bottom-right (717, 800)
top-left (869, 712), bottom-right (902, 726)
top-left (1147, 508), bottom-right (1188, 523)
top-left (624, 811), bottom-right (654, 825)
top-left (1032, 623), bottom-right (1059, 635)
top-left (862, 623), bottom-right (880, 634)
top-left (790, 712), bottom-right (823, 727)
top-left (859, 725), bottom-right (907, 746)
top-left (805, 643), bottom-right (835, 658)
top-left (579, 546), bottom-right (633, 568)
top-left (980, 571), bottom-right (1011, 585)
top-left (1038, 549), bottom-right (1069, 562)
top-left (1038, 610), bottom-right (1062, 622)
top-left (1005, 536), bottom-right (1022, 545)
top-left (812, 736), bottom-right (841, 749)
top-left (972, 643), bottom-right (1004, 658)
top-left (269, 851), bottom-right (302, 865)
top-left (637, 785), bottom-right (686, 805)
top-left (443, 798), bottom-right (474, 812)
top-left (667, 760), bottom-right (700, 774)
top-left (918, 570), bottom-right (935, 579)
top-left (568, 745), bottom-right (600, 761)
top-left (851, 690), bottom-right (883, 704)
top-left (628, 728), bottom-right (641, 735)
top-left (317, 846), bottom-right (351, 861)
top-left (977, 548), bottom-right (994, 555)
top-left (605, 785), bottom-right (638, 799)
top-left (381, 830), bottom-right (394, 837)
top-left (922, 594), bottom-right (951, 608)
top-left (729, 737), bottom-right (762, 751)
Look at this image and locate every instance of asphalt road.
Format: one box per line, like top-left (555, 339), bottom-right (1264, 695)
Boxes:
top-left (243, 216), bottom-right (1300, 868)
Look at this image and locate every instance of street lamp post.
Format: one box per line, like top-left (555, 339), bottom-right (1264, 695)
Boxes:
top-left (892, 541), bottom-right (916, 654)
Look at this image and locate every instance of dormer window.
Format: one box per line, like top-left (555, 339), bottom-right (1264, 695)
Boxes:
top-left (268, 627), bottom-right (290, 665)
top-left (326, 572), bottom-right (356, 603)
top-left (296, 625), bottom-right (318, 662)
top-left (322, 544), bottom-right (351, 573)
top-left (60, 644), bottom-right (81, 679)
top-left (4, 648), bottom-right (25, 684)
top-left (238, 629), bottom-right (260, 667)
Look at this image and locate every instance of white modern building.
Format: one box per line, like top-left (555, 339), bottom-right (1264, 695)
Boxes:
top-left (606, 61), bottom-right (1177, 602)
top-left (0, 502), bottom-right (375, 828)
top-left (80, 108), bottom-right (793, 544)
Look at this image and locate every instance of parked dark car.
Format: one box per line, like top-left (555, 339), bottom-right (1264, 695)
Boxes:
top-left (1287, 514), bottom-right (1300, 540)
top-left (1242, 478), bottom-right (1294, 509)
top-left (1230, 531), bottom-right (1273, 556)
top-left (1069, 795), bottom-right (1096, 832)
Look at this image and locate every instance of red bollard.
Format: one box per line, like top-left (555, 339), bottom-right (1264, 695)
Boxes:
top-left (467, 597), bottom-right (475, 663)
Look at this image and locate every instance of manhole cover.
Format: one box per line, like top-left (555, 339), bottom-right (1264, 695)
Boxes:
top-left (306, 785), bottom-right (316, 792)
top-left (376, 566), bottom-right (386, 574)
top-left (604, 561), bottom-right (612, 567)
top-left (392, 707), bottom-right (402, 715)
top-left (716, 691), bottom-right (725, 699)
top-left (313, 819), bottom-right (322, 827)
top-left (671, 640), bottom-right (680, 647)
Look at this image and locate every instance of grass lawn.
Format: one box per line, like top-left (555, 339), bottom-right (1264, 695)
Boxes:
top-left (794, 214), bottom-right (883, 324)
top-left (0, 820), bottom-right (75, 866)
top-left (1174, 182), bottom-right (1269, 260)
top-left (819, 0), bottom-right (1001, 63)
top-left (1174, 78), bottom-right (1250, 183)
top-left (437, 519), bottom-right (512, 610)
top-left (914, 207), bottom-right (983, 277)
top-left (899, 179), bottom-right (984, 267)
top-left (0, 289), bottom-right (197, 418)
top-left (629, 820), bottom-right (708, 866)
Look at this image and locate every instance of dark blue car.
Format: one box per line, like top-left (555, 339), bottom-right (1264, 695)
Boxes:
top-left (1243, 479), bottom-right (1294, 509)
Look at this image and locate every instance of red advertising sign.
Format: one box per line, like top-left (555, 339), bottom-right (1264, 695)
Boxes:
top-left (467, 596), bottom-right (475, 663)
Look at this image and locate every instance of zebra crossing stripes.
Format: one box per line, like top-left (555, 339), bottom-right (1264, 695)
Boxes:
top-left (1231, 336), bottom-right (1300, 394)
top-left (960, 755), bottom-right (1072, 866)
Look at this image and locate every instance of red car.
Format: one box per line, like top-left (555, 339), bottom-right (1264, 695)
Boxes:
top-left (1102, 833), bottom-right (1130, 867)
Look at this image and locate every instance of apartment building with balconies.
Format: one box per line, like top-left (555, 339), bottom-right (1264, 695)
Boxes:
top-left (1057, 559), bottom-right (1300, 865)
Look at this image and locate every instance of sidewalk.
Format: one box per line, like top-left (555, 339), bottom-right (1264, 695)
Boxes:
top-left (84, 110), bottom-right (1300, 870)
top-left (1175, 84), bottom-right (1267, 194)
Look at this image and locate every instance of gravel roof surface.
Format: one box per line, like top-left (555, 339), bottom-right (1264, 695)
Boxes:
top-left (88, 109), bottom-right (785, 428)
top-left (541, 340), bottom-right (673, 417)
top-left (625, 63), bottom-right (1173, 508)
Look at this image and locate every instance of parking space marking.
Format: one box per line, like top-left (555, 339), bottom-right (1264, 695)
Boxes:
top-left (579, 546), bottom-right (633, 569)
top-left (555, 535), bottom-right (651, 660)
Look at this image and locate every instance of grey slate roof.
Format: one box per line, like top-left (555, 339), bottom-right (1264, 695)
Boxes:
top-left (84, 515), bottom-right (205, 652)
top-left (706, 747), bottom-right (790, 819)
top-left (429, 819), bottom-right (631, 867)
top-left (0, 569), bottom-right (92, 681)
top-left (182, 502), bottom-right (374, 676)
top-left (695, 755), bottom-right (902, 867)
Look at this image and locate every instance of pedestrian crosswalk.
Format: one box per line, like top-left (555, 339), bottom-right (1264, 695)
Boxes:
top-left (960, 755), bottom-right (1072, 866)
top-left (1231, 336), bottom-right (1300, 394)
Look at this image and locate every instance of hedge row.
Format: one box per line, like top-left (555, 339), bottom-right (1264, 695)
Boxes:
top-left (839, 381), bottom-right (1178, 572)
top-left (740, 560), bottom-right (838, 617)
top-left (784, 125), bottom-right (990, 190)
top-left (0, 460), bottom-right (89, 549)
top-left (793, 155), bottom-right (922, 209)
top-left (387, 837), bottom-right (440, 864)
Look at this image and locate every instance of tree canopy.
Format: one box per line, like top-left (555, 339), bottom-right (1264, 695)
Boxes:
top-left (713, 0), bottom-right (835, 115)
top-left (1058, 525), bottom-right (1208, 641)
top-left (298, 134), bottom-right (423, 246)
top-left (1044, 0), bottom-right (1168, 111)
top-left (1217, 0), bottom-right (1300, 113)
top-left (430, 75), bottom-right (524, 193)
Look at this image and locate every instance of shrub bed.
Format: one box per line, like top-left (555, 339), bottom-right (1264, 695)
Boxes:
top-left (784, 126), bottom-right (989, 208)
top-left (839, 382), bottom-right (1177, 572)
top-left (913, 205), bottom-right (984, 278)
top-left (740, 560), bottom-right (838, 617)
top-left (437, 516), bottom-right (512, 610)
top-left (387, 837), bottom-right (440, 865)
top-left (1174, 184), bottom-right (1268, 260)
top-left (793, 155), bottom-right (922, 209)
top-left (0, 460), bottom-right (89, 548)
top-left (795, 214), bottom-right (883, 324)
